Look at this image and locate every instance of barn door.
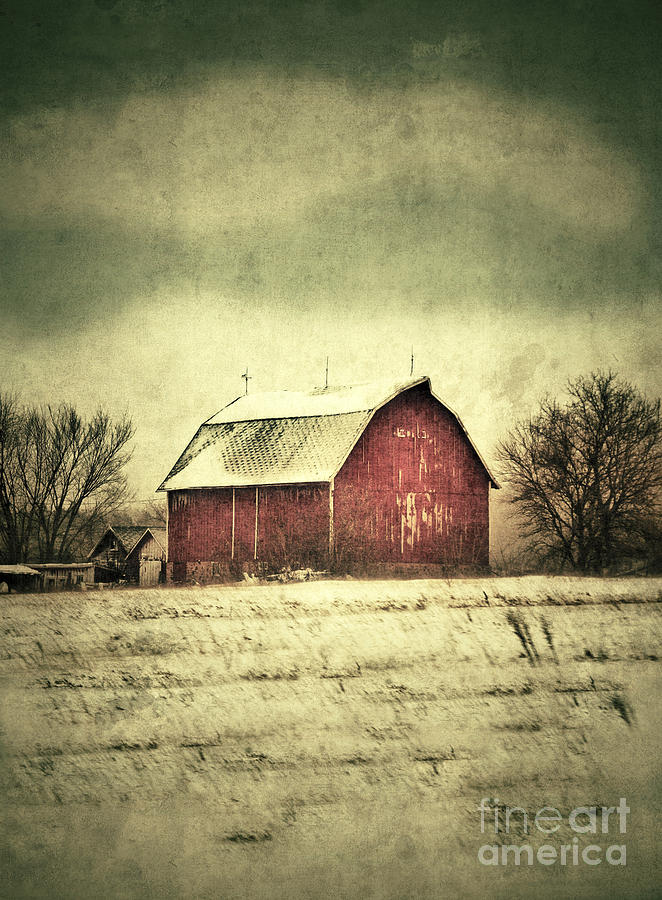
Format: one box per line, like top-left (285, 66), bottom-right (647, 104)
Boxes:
top-left (139, 558), bottom-right (162, 586)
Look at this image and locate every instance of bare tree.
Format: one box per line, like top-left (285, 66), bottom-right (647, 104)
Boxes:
top-left (112, 496), bottom-right (167, 528)
top-left (497, 372), bottom-right (662, 573)
top-left (0, 395), bottom-right (134, 562)
top-left (0, 394), bottom-right (36, 561)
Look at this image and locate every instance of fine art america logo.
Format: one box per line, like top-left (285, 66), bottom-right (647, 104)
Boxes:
top-left (477, 798), bottom-right (628, 867)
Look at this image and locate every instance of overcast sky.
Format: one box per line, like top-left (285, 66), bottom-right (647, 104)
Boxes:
top-left (2, 0), bottom-right (660, 532)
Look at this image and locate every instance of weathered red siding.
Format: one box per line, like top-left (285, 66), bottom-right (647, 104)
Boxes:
top-left (258, 485), bottom-right (329, 568)
top-left (167, 484), bottom-right (328, 573)
top-left (333, 383), bottom-right (489, 566)
top-left (168, 489), bottom-right (233, 565)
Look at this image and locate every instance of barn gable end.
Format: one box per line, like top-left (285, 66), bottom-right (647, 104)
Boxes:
top-left (334, 382), bottom-right (490, 567)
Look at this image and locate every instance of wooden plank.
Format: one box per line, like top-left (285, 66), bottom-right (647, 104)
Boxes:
top-left (329, 477), bottom-right (334, 561)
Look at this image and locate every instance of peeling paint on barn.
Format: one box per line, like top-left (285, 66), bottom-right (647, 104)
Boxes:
top-left (158, 377), bottom-right (498, 578)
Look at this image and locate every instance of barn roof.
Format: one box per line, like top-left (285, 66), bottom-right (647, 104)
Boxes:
top-left (157, 376), bottom-right (499, 491)
top-left (206, 379), bottom-right (432, 422)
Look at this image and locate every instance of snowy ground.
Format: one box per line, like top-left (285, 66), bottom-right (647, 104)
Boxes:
top-left (1, 576), bottom-right (661, 899)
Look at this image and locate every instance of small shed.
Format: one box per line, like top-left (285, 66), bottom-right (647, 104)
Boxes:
top-left (88, 526), bottom-right (166, 586)
top-left (30, 562), bottom-right (116, 590)
top-left (0, 564), bottom-right (43, 593)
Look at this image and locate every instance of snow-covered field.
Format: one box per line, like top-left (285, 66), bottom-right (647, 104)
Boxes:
top-left (1, 576), bottom-right (661, 899)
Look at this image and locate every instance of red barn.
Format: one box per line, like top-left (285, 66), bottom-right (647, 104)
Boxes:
top-left (158, 377), bottom-right (498, 580)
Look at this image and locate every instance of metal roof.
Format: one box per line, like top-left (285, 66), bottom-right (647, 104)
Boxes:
top-left (159, 413), bottom-right (369, 490)
top-left (158, 376), bottom-right (499, 491)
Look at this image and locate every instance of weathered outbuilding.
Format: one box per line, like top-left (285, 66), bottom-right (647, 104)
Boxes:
top-left (88, 526), bottom-right (167, 586)
top-left (30, 562), bottom-right (115, 590)
top-left (0, 564), bottom-right (43, 593)
top-left (158, 377), bottom-right (498, 580)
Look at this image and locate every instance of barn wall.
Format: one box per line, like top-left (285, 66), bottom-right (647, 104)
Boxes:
top-left (258, 485), bottom-right (329, 568)
top-left (168, 489), bottom-right (233, 566)
top-left (333, 383), bottom-right (490, 567)
top-left (125, 534), bottom-right (166, 583)
top-left (167, 484), bottom-right (328, 577)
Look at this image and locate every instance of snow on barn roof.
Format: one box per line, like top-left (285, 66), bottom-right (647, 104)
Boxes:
top-left (157, 376), bottom-right (499, 491)
top-left (205, 378), bottom-right (429, 423)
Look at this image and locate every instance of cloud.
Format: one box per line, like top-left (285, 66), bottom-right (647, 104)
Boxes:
top-left (2, 66), bottom-right (657, 500)
top-left (2, 73), bottom-right (642, 239)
